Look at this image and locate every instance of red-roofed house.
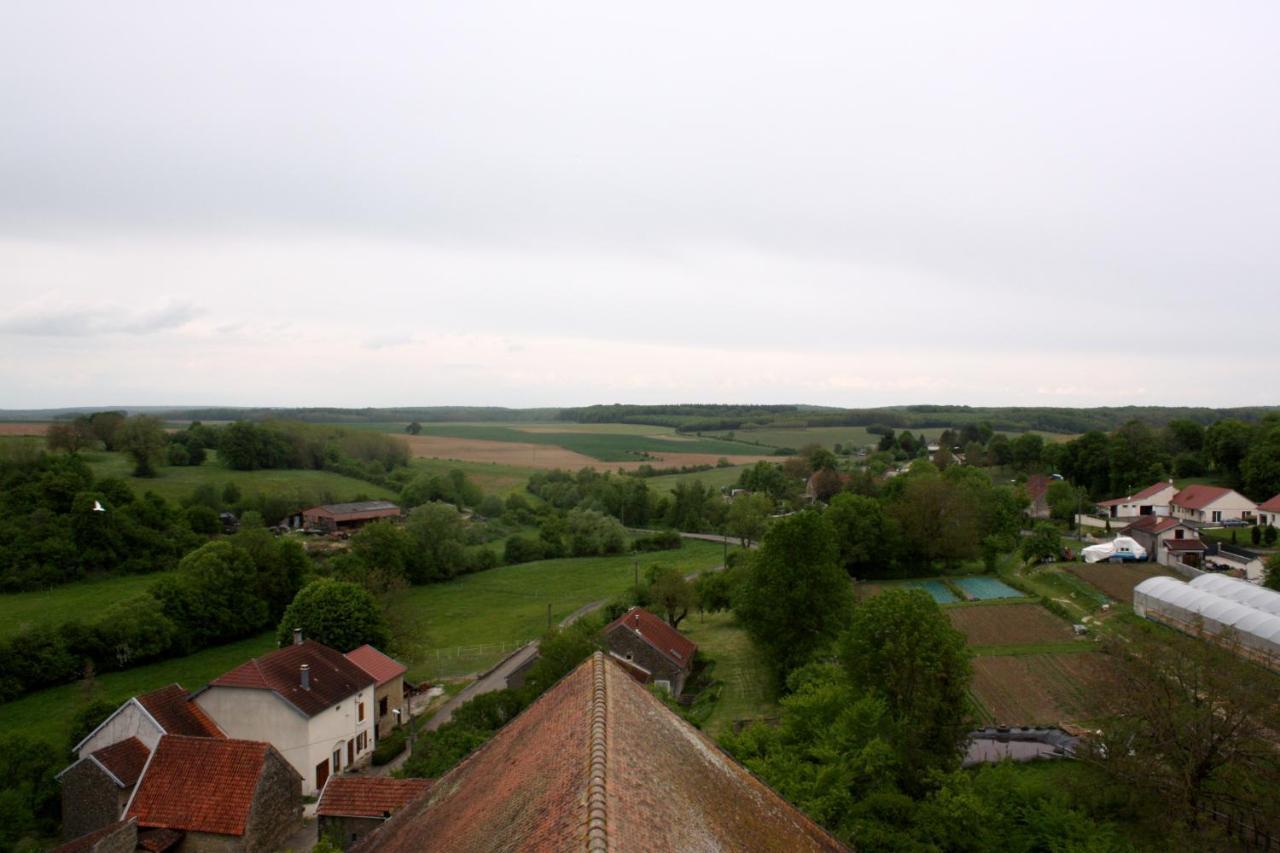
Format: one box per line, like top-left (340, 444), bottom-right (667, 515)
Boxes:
top-left (602, 607), bottom-right (698, 697)
top-left (1170, 485), bottom-right (1257, 525)
top-left (1023, 474), bottom-right (1052, 519)
top-left (1122, 516), bottom-right (1205, 568)
top-left (317, 777), bottom-right (432, 848)
top-left (343, 645), bottom-right (407, 742)
top-left (352, 653), bottom-right (847, 852)
top-left (1096, 481), bottom-right (1178, 519)
top-left (73, 684), bottom-right (224, 761)
top-left (1258, 495), bottom-right (1280, 528)
top-left (124, 735), bottom-right (301, 851)
top-left (193, 637), bottom-right (376, 795)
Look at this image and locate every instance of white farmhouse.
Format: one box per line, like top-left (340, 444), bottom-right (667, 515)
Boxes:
top-left (1095, 481), bottom-right (1178, 520)
top-left (1169, 484), bottom-right (1257, 525)
top-left (1258, 495), bottom-right (1280, 528)
top-left (193, 636), bottom-right (377, 795)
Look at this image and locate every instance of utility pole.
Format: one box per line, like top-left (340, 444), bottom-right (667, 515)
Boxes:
top-left (547, 602), bottom-right (552, 631)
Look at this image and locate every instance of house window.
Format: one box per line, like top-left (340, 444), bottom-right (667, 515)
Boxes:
top-left (358, 702), bottom-right (365, 722)
top-left (1175, 529), bottom-right (1184, 540)
top-left (1212, 511), bottom-right (1222, 523)
top-left (379, 697), bottom-right (388, 718)
top-left (332, 747), bottom-right (341, 771)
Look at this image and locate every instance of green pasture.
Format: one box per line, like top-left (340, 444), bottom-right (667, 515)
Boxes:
top-left (679, 611), bottom-right (779, 737)
top-left (409, 424), bottom-right (771, 462)
top-left (82, 450), bottom-right (395, 505)
top-left (388, 540), bottom-right (731, 680)
top-left (407, 457), bottom-right (540, 499)
top-left (642, 464), bottom-right (752, 495)
top-left (0, 571), bottom-right (177, 640)
top-left (0, 633), bottom-right (277, 748)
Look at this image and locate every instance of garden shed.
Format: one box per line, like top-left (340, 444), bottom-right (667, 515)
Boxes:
top-left (1133, 576), bottom-right (1280, 670)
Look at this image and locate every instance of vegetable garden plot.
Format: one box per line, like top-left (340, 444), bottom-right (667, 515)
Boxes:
top-left (970, 653), bottom-right (1123, 725)
top-left (1066, 562), bottom-right (1171, 602)
top-left (946, 604), bottom-right (1076, 647)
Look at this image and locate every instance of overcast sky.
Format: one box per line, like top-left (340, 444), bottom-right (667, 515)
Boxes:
top-left (2, 1), bottom-right (1277, 409)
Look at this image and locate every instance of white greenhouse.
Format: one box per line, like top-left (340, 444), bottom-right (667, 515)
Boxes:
top-left (1133, 575), bottom-right (1280, 670)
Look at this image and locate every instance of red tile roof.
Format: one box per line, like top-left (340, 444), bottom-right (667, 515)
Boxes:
top-left (1098, 482), bottom-right (1172, 506)
top-left (317, 777), bottom-right (432, 818)
top-left (137, 685), bottom-right (224, 739)
top-left (126, 736), bottom-right (284, 837)
top-left (1259, 495), bottom-right (1280, 513)
top-left (136, 828), bottom-right (184, 852)
top-left (603, 607), bottom-right (697, 671)
top-left (344, 645), bottom-right (407, 687)
top-left (354, 654), bottom-right (847, 852)
top-left (1123, 516), bottom-right (1182, 534)
top-left (50, 819), bottom-right (136, 853)
top-left (1165, 539), bottom-right (1207, 551)
top-left (92, 737), bottom-right (150, 787)
top-left (1171, 484), bottom-right (1236, 510)
top-left (1024, 474), bottom-right (1051, 501)
top-left (207, 640), bottom-right (375, 717)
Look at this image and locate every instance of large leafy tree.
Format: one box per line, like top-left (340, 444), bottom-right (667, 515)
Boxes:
top-left (825, 493), bottom-right (898, 578)
top-left (839, 588), bottom-right (971, 791)
top-left (1241, 418), bottom-right (1280, 501)
top-left (277, 578), bottom-right (390, 652)
top-left (735, 511), bottom-right (853, 681)
top-left (118, 415), bottom-right (168, 477)
top-left (726, 491), bottom-right (771, 547)
top-left (151, 541), bottom-right (269, 653)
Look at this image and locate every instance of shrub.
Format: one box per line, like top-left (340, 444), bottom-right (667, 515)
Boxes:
top-left (632, 530), bottom-right (683, 552)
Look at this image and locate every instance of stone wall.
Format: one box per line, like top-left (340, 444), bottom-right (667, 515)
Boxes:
top-left (319, 814), bottom-right (385, 850)
top-left (60, 760), bottom-right (128, 841)
top-left (242, 749), bottom-right (303, 852)
top-left (603, 627), bottom-right (689, 697)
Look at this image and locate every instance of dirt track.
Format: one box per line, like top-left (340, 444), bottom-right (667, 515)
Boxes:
top-left (402, 434), bottom-right (777, 471)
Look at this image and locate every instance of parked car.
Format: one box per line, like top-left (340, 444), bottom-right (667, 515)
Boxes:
top-left (1220, 518), bottom-right (1250, 527)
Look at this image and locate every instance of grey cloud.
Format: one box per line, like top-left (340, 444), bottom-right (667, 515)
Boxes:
top-left (0, 302), bottom-right (200, 337)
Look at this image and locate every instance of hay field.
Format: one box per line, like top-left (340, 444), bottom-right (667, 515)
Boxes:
top-left (0, 422), bottom-right (48, 435)
top-left (970, 653), bottom-right (1122, 725)
top-left (404, 433), bottom-right (777, 471)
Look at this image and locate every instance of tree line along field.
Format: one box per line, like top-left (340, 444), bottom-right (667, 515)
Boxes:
top-left (388, 539), bottom-right (731, 680)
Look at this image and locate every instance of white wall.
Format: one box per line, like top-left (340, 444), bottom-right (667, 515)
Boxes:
top-left (77, 700), bottom-right (164, 759)
top-left (195, 686), bottom-right (375, 796)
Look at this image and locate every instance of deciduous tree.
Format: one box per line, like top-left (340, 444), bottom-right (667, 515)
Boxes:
top-left (276, 578), bottom-right (390, 652)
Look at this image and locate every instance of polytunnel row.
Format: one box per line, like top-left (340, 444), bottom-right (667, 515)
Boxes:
top-left (1133, 574), bottom-right (1280, 669)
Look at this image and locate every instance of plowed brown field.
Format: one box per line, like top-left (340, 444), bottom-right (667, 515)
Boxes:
top-left (971, 653), bottom-right (1123, 725)
top-left (403, 434), bottom-right (776, 471)
top-left (1066, 563), bottom-right (1172, 602)
top-left (947, 604), bottom-right (1075, 646)
top-left (0, 422), bottom-right (47, 435)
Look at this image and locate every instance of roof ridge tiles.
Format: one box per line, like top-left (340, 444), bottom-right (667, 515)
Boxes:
top-left (586, 652), bottom-right (608, 853)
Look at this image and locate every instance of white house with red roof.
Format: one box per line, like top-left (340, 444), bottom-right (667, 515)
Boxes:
top-left (344, 644), bottom-right (408, 742)
top-left (1169, 484), bottom-right (1257, 525)
top-left (1096, 481), bottom-right (1178, 519)
top-left (1258, 495), bottom-right (1280, 528)
top-left (193, 636), bottom-right (377, 795)
top-left (1122, 516), bottom-right (1205, 568)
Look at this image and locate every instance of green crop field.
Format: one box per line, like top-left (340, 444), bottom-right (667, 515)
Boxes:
top-left (679, 611), bottom-right (779, 737)
top-left (410, 423), bottom-right (773, 461)
top-left (82, 450), bottom-right (396, 505)
top-left (643, 464), bottom-right (753, 495)
top-left (717, 426), bottom-right (946, 452)
top-left (407, 457), bottom-right (540, 498)
top-left (357, 421), bottom-right (680, 437)
top-left (389, 539), bottom-right (732, 680)
top-left (0, 633), bottom-right (277, 747)
top-left (0, 571), bottom-right (178, 640)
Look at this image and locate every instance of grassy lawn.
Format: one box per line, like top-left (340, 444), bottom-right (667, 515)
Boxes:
top-left (83, 450), bottom-right (395, 505)
top-left (680, 611), bottom-right (779, 738)
top-left (643, 464), bottom-right (752, 495)
top-left (388, 540), bottom-right (731, 681)
top-left (0, 633), bottom-right (277, 748)
top-left (0, 571), bottom-right (176, 639)
top-left (409, 424), bottom-right (770, 461)
top-left (408, 457), bottom-right (540, 498)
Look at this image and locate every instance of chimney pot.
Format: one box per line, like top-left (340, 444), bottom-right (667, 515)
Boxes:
top-left (293, 628), bottom-right (303, 646)
top-left (300, 663), bottom-right (311, 690)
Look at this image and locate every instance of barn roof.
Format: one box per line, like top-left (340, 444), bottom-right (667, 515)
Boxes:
top-left (344, 644), bottom-right (407, 686)
top-left (317, 777), bottom-right (432, 819)
top-left (603, 607), bottom-right (697, 671)
top-left (137, 684), bottom-right (224, 739)
top-left (306, 501), bottom-right (400, 517)
top-left (91, 737), bottom-right (151, 788)
top-left (353, 653), bottom-right (847, 852)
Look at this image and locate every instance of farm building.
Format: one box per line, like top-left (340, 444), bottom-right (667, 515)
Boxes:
top-left (1096, 481), bottom-right (1178, 519)
top-left (1133, 575), bottom-right (1280, 671)
top-left (601, 607), bottom-right (698, 697)
top-left (301, 501), bottom-right (401, 533)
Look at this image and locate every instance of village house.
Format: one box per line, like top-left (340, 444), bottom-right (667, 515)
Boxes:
top-left (1169, 484), bottom-right (1257, 525)
top-left (352, 653), bottom-right (847, 852)
top-left (299, 501), bottom-right (401, 534)
top-left (192, 635), bottom-right (376, 795)
top-left (1258, 494), bottom-right (1280, 528)
top-left (601, 607), bottom-right (697, 697)
top-left (1122, 516), bottom-right (1205, 569)
top-left (343, 644), bottom-right (407, 743)
top-left (123, 735), bottom-right (302, 852)
top-left (60, 684), bottom-right (225, 841)
top-left (317, 777), bottom-right (432, 850)
top-left (1096, 481), bottom-right (1179, 519)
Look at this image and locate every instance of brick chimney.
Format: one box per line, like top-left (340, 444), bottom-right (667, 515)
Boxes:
top-left (300, 663), bottom-right (311, 690)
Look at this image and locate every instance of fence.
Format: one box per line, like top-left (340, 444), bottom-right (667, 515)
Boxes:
top-left (414, 640), bottom-right (534, 679)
